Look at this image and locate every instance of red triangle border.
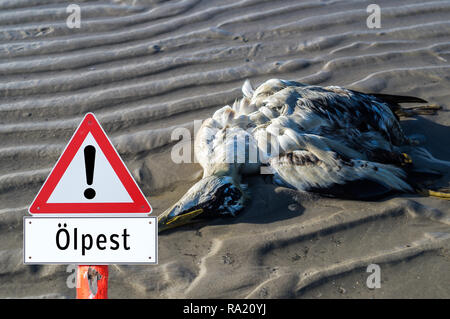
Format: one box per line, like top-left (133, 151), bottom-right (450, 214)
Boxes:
top-left (29, 113), bottom-right (152, 215)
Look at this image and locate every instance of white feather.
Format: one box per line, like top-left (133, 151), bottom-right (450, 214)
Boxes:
top-left (242, 79), bottom-right (254, 98)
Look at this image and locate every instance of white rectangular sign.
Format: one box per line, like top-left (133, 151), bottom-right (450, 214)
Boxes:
top-left (24, 217), bottom-right (157, 264)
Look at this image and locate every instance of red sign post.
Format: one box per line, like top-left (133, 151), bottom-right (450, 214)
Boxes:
top-left (76, 265), bottom-right (109, 299)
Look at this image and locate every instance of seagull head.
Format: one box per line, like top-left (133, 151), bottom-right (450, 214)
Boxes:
top-left (158, 175), bottom-right (247, 232)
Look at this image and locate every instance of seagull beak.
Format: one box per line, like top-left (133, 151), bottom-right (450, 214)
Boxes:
top-left (158, 208), bottom-right (204, 233)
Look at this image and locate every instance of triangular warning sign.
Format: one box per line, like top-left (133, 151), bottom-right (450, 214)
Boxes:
top-left (29, 113), bottom-right (151, 215)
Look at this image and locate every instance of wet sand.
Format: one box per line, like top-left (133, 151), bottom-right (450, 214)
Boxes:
top-left (0, 0), bottom-right (449, 298)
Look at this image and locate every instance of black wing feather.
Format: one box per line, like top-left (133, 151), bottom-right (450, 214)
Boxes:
top-left (369, 93), bottom-right (428, 104)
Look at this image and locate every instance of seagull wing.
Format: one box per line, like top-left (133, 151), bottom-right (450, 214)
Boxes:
top-left (269, 148), bottom-right (412, 200)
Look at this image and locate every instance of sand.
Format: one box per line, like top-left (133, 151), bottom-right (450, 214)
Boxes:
top-left (0, 0), bottom-right (449, 298)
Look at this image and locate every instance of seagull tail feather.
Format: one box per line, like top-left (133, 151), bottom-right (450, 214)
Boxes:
top-left (371, 93), bottom-right (428, 104)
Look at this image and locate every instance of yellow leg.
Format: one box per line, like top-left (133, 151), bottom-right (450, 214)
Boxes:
top-left (417, 189), bottom-right (450, 200)
top-left (401, 153), bottom-right (413, 165)
top-left (396, 105), bottom-right (442, 117)
top-left (404, 152), bottom-right (450, 200)
top-left (426, 189), bottom-right (450, 200)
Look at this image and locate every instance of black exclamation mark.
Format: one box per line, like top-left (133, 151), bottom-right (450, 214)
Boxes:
top-left (83, 145), bottom-right (96, 199)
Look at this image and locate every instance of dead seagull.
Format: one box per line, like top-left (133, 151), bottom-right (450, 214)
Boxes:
top-left (158, 78), bottom-right (450, 232)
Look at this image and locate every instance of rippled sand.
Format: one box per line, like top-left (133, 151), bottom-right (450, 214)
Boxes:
top-left (0, 0), bottom-right (449, 298)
